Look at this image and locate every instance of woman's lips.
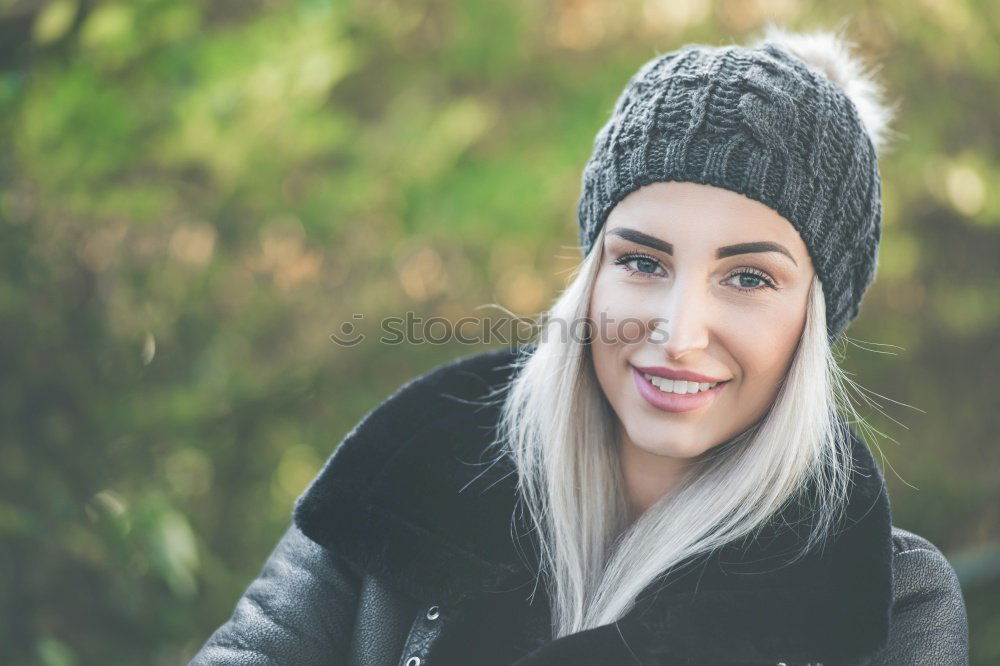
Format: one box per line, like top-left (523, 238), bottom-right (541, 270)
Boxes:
top-left (630, 365), bottom-right (729, 413)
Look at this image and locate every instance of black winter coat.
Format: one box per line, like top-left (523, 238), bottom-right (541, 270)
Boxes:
top-left (191, 346), bottom-right (970, 665)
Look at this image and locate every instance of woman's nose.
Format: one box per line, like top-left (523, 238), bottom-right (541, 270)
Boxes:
top-left (654, 279), bottom-right (710, 359)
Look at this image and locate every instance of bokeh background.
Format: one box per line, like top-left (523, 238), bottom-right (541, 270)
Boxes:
top-left (1, 0), bottom-right (997, 663)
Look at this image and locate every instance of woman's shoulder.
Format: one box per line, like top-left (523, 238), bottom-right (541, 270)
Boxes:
top-left (288, 345), bottom-right (533, 606)
top-left (295, 345), bottom-right (525, 502)
top-left (877, 524), bottom-right (969, 664)
top-left (888, 525), bottom-right (965, 610)
top-left (888, 524), bottom-right (965, 609)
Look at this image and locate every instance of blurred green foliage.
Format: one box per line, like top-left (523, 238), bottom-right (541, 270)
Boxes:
top-left (0, 0), bottom-right (997, 663)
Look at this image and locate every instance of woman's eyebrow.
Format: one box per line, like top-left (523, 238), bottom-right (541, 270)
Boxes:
top-left (608, 227), bottom-right (797, 267)
top-left (716, 241), bottom-right (797, 266)
top-left (607, 227), bottom-right (672, 254)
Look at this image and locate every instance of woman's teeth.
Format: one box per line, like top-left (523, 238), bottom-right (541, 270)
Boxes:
top-left (643, 373), bottom-right (720, 395)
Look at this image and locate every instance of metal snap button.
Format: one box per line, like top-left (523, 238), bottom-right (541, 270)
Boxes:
top-left (405, 657), bottom-right (421, 666)
top-left (426, 605), bottom-right (440, 621)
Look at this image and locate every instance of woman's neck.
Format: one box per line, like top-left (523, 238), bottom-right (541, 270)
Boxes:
top-left (618, 430), bottom-right (692, 523)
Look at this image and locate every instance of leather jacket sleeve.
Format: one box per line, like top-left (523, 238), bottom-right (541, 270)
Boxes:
top-left (190, 523), bottom-right (360, 665)
top-left (862, 529), bottom-right (970, 665)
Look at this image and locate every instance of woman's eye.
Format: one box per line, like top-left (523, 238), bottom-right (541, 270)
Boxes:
top-left (615, 254), bottom-right (664, 277)
top-left (726, 269), bottom-right (776, 291)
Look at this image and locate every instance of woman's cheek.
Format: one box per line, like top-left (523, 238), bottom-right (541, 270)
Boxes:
top-left (594, 283), bottom-right (652, 347)
top-left (722, 301), bottom-right (804, 384)
top-left (590, 272), bottom-right (622, 340)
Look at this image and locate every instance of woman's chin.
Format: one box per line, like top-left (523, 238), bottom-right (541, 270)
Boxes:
top-left (623, 421), bottom-right (712, 460)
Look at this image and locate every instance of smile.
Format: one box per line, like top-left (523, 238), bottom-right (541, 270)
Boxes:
top-left (631, 365), bottom-right (729, 413)
top-left (642, 373), bottom-right (719, 394)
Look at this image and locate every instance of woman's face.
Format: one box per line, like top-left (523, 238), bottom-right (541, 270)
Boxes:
top-left (589, 181), bottom-right (815, 469)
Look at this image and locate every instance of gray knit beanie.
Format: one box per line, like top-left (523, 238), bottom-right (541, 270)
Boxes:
top-left (576, 29), bottom-right (891, 343)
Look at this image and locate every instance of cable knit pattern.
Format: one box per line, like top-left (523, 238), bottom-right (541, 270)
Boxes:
top-left (577, 42), bottom-right (883, 342)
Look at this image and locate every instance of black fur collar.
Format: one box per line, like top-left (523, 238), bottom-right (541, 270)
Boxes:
top-left (294, 345), bottom-right (893, 665)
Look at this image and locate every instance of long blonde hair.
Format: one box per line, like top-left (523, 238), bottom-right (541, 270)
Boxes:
top-left (491, 220), bottom-right (862, 639)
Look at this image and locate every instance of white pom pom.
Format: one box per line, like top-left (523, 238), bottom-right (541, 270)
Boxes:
top-left (751, 22), bottom-right (897, 155)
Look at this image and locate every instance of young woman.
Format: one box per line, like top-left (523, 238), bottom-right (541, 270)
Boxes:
top-left (192, 26), bottom-right (969, 666)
